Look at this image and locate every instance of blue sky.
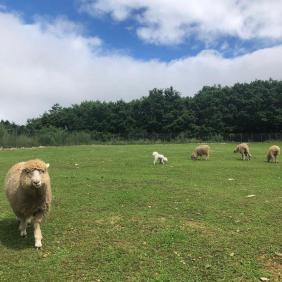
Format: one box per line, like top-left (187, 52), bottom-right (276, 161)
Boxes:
top-left (0, 0), bottom-right (210, 61)
top-left (1, 0), bottom-right (282, 124)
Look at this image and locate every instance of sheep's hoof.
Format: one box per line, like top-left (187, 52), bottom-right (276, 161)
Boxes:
top-left (21, 235), bottom-right (27, 238)
top-left (35, 246), bottom-right (42, 249)
top-left (35, 240), bottom-right (42, 249)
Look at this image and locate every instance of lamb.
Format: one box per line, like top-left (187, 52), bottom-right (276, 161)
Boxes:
top-left (233, 143), bottom-right (252, 160)
top-left (152, 151), bottom-right (168, 165)
top-left (266, 145), bottom-right (280, 163)
top-left (191, 145), bottom-right (210, 160)
top-left (4, 159), bottom-right (52, 249)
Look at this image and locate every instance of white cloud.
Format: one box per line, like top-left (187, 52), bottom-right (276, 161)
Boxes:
top-left (79, 0), bottom-right (282, 46)
top-left (0, 11), bottom-right (282, 125)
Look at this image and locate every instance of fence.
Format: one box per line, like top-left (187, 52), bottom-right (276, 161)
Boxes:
top-left (1, 131), bottom-right (282, 149)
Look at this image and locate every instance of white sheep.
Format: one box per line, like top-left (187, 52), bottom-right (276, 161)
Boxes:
top-left (266, 145), bottom-right (280, 163)
top-left (233, 143), bottom-right (252, 160)
top-left (5, 159), bottom-right (52, 249)
top-left (152, 151), bottom-right (168, 165)
top-left (191, 145), bottom-right (210, 160)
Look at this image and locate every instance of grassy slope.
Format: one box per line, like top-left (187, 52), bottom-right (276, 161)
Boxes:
top-left (0, 143), bottom-right (282, 281)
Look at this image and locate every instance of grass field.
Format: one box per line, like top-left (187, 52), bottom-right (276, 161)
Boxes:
top-left (0, 143), bottom-right (282, 281)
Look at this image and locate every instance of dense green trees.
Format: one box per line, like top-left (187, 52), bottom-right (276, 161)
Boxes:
top-left (2, 79), bottom-right (282, 136)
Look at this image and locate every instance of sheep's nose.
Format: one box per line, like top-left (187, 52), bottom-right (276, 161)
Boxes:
top-left (33, 181), bottom-right (40, 186)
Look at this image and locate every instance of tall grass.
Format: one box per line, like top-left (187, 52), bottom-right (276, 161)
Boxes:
top-left (1, 130), bottom-right (282, 148)
top-left (0, 143), bottom-right (282, 281)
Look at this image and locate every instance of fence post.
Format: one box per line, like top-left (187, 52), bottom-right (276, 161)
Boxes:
top-left (15, 129), bottom-right (17, 148)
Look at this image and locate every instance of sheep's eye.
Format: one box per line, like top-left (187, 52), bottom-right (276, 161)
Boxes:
top-left (40, 170), bottom-right (45, 174)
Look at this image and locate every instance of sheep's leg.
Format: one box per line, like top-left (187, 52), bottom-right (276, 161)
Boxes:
top-left (17, 217), bottom-right (31, 225)
top-left (33, 212), bottom-right (46, 248)
top-left (34, 222), bottom-right (43, 249)
top-left (154, 156), bottom-right (158, 165)
top-left (19, 219), bottom-right (29, 238)
top-left (206, 154), bottom-right (209, 160)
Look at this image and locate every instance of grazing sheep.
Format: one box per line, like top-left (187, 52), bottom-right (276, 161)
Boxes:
top-left (4, 159), bottom-right (51, 249)
top-left (233, 143), bottom-right (252, 160)
top-left (266, 145), bottom-right (280, 163)
top-left (191, 145), bottom-right (210, 160)
top-left (152, 151), bottom-right (168, 165)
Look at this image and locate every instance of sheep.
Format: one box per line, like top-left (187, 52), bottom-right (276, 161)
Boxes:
top-left (4, 159), bottom-right (51, 249)
top-left (233, 143), bottom-right (252, 160)
top-left (152, 151), bottom-right (168, 165)
top-left (191, 145), bottom-right (210, 160)
top-left (266, 145), bottom-right (280, 163)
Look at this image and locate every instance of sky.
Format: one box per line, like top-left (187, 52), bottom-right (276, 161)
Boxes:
top-left (1, 0), bottom-right (282, 125)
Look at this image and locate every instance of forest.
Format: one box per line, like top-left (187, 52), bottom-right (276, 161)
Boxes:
top-left (1, 78), bottom-right (282, 143)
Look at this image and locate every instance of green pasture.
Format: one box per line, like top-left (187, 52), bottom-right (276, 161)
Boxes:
top-left (0, 143), bottom-right (282, 281)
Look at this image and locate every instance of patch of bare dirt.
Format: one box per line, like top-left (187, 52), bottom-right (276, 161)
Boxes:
top-left (260, 255), bottom-right (282, 281)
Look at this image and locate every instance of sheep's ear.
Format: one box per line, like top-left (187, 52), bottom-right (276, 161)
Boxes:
top-left (46, 163), bottom-right (50, 168)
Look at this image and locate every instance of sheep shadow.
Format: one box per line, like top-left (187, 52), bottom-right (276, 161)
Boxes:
top-left (0, 218), bottom-right (34, 250)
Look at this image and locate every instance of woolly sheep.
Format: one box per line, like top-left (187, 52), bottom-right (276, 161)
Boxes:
top-left (152, 151), bottom-right (168, 165)
top-left (191, 145), bottom-right (210, 160)
top-left (233, 143), bottom-right (252, 160)
top-left (5, 159), bottom-right (51, 249)
top-left (266, 145), bottom-right (280, 163)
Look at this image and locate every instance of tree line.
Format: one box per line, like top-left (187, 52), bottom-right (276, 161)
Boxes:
top-left (1, 78), bottom-right (282, 138)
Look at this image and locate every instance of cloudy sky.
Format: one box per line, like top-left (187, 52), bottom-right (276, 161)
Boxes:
top-left (1, 0), bottom-right (282, 125)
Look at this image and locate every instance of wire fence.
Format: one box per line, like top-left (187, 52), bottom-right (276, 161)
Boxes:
top-left (1, 131), bottom-right (282, 149)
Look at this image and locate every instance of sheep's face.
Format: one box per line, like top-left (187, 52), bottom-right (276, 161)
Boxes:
top-left (25, 169), bottom-right (47, 188)
top-left (233, 147), bottom-right (239, 153)
top-left (17, 159), bottom-right (50, 192)
top-left (191, 153), bottom-right (197, 159)
top-left (22, 161), bottom-right (50, 188)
